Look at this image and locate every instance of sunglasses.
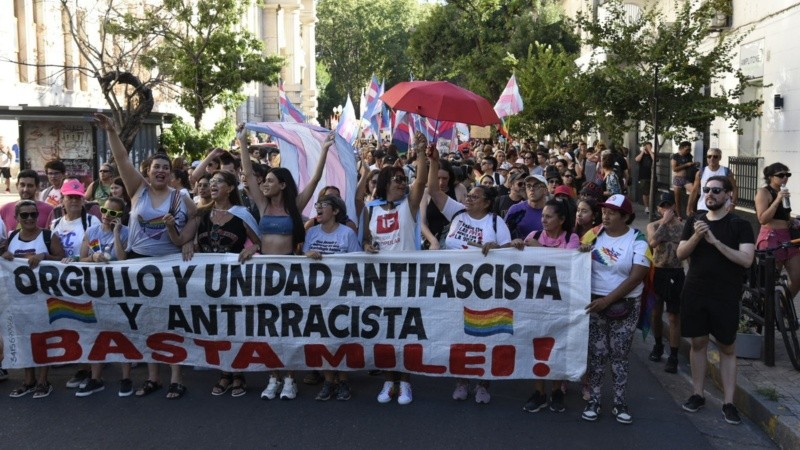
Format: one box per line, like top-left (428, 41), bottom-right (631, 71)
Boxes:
top-left (702, 187), bottom-right (726, 194)
top-left (775, 173), bottom-right (792, 179)
top-left (101, 207), bottom-right (124, 217)
top-left (465, 194), bottom-right (487, 201)
top-left (19, 211), bottom-right (39, 219)
top-left (314, 201), bottom-right (332, 209)
top-left (391, 175), bottom-right (409, 184)
top-left (515, 181), bottom-right (525, 187)
top-left (706, 155), bottom-right (720, 159)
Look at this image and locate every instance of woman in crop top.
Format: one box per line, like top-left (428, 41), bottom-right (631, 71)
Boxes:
top-left (364, 132), bottom-right (430, 405)
top-left (755, 162), bottom-right (800, 296)
top-left (97, 113), bottom-right (197, 400)
top-left (237, 125), bottom-right (331, 401)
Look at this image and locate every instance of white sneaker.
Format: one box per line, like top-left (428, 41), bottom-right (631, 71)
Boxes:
top-left (377, 381), bottom-right (395, 403)
top-left (260, 376), bottom-right (281, 400)
top-left (279, 377), bottom-right (297, 400)
top-left (398, 381), bottom-right (413, 405)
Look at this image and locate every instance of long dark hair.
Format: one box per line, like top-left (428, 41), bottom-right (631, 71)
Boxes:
top-left (267, 167), bottom-right (305, 246)
top-left (764, 162), bottom-right (790, 184)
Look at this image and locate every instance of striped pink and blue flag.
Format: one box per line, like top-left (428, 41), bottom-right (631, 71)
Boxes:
top-left (279, 81), bottom-right (306, 123)
top-left (336, 95), bottom-right (359, 146)
top-left (392, 111), bottom-right (412, 152)
top-left (245, 122), bottom-right (358, 223)
top-left (493, 74), bottom-right (524, 119)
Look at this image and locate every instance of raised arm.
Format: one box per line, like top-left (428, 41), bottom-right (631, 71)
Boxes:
top-left (94, 114), bottom-right (144, 196)
top-left (237, 125), bottom-right (267, 214)
top-left (296, 132), bottom-right (334, 210)
top-left (425, 147), bottom-right (448, 211)
top-left (407, 132), bottom-right (429, 217)
top-left (190, 148), bottom-right (224, 185)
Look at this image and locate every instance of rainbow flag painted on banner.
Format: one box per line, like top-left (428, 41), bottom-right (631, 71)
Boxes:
top-left (463, 307), bottom-right (513, 337)
top-left (46, 298), bottom-right (97, 324)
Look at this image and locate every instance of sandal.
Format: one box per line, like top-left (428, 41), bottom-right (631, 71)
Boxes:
top-left (135, 380), bottom-right (162, 397)
top-left (231, 374), bottom-right (247, 397)
top-left (212, 373), bottom-right (233, 396)
top-left (166, 383), bottom-right (187, 400)
top-left (9, 382), bottom-right (36, 398)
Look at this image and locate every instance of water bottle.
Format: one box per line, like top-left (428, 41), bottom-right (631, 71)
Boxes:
top-left (782, 184), bottom-right (791, 210)
top-left (103, 245), bottom-right (112, 261)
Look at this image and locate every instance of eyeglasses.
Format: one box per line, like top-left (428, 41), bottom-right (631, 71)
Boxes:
top-left (391, 175), bottom-right (408, 184)
top-left (702, 187), bottom-right (726, 194)
top-left (314, 201), bottom-right (332, 209)
top-left (547, 179), bottom-right (559, 184)
top-left (209, 177), bottom-right (226, 185)
top-left (525, 183), bottom-right (544, 190)
top-left (46, 172), bottom-right (64, 177)
top-left (515, 181), bottom-right (525, 187)
top-left (465, 194), bottom-right (487, 201)
top-left (101, 207), bottom-right (124, 217)
top-left (775, 173), bottom-right (792, 179)
top-left (18, 211), bottom-right (38, 219)
top-left (706, 155), bottom-right (721, 159)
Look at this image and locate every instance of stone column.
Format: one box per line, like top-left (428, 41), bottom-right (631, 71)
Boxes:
top-left (301, 0), bottom-right (318, 123)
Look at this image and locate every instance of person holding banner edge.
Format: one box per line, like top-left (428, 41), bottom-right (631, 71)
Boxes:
top-left (361, 131), bottom-right (430, 405)
top-left (237, 124), bottom-right (331, 401)
top-left (96, 113), bottom-right (197, 400)
top-left (427, 145), bottom-right (514, 403)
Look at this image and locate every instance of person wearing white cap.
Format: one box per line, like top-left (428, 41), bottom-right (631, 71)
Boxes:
top-left (581, 194), bottom-right (650, 424)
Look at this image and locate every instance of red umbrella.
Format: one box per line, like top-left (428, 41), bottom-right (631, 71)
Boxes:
top-left (380, 81), bottom-right (500, 126)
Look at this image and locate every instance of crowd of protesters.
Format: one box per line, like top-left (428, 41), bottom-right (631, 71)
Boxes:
top-left (0, 122), bottom-right (761, 427)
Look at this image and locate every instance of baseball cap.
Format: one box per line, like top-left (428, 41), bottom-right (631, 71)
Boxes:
top-left (524, 174), bottom-right (547, 186)
top-left (579, 182), bottom-right (603, 200)
top-left (191, 160), bottom-right (201, 168)
top-left (499, 162), bottom-right (512, 171)
top-left (600, 194), bottom-right (633, 215)
top-left (658, 191), bottom-right (675, 206)
top-left (61, 179), bottom-right (85, 197)
top-left (554, 185), bottom-right (575, 198)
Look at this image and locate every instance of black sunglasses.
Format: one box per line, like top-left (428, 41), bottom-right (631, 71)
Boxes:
top-left (391, 175), bottom-right (409, 184)
top-left (702, 187), bottom-right (726, 194)
top-left (706, 155), bottom-right (720, 159)
top-left (101, 207), bottom-right (124, 217)
top-left (775, 173), bottom-right (792, 179)
top-left (19, 211), bottom-right (39, 219)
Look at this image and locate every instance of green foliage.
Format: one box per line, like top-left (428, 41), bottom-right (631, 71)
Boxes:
top-left (160, 116), bottom-right (235, 161)
top-left (515, 43), bottom-right (594, 141)
top-left (119, 0), bottom-right (283, 129)
top-left (578, 0), bottom-right (762, 145)
top-left (408, 0), bottom-right (579, 101)
top-left (316, 0), bottom-right (425, 119)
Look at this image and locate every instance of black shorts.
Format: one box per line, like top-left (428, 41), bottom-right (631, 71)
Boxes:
top-left (680, 286), bottom-right (739, 345)
top-left (0, 167), bottom-right (10, 179)
top-left (653, 268), bottom-right (684, 314)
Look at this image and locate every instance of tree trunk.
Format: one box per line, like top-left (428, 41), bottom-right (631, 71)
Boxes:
top-left (99, 71), bottom-right (155, 152)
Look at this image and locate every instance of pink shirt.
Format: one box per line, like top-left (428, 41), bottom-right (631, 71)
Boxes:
top-left (0, 200), bottom-right (54, 235)
top-left (525, 229), bottom-right (580, 249)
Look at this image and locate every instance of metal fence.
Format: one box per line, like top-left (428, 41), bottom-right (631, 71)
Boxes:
top-left (655, 151), bottom-right (672, 193)
top-left (729, 156), bottom-right (763, 210)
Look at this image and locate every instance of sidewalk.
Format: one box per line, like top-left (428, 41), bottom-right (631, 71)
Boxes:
top-left (630, 202), bottom-right (800, 449)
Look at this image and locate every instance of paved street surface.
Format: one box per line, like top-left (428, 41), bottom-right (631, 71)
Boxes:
top-left (0, 337), bottom-right (775, 449)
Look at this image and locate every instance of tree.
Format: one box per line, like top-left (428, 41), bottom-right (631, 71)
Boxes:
top-left (514, 43), bottom-right (594, 142)
top-left (60, 0), bottom-right (162, 151)
top-left (316, 0), bottom-right (425, 118)
top-left (160, 116), bottom-right (235, 161)
top-left (578, 0), bottom-right (762, 214)
top-left (118, 0), bottom-right (283, 129)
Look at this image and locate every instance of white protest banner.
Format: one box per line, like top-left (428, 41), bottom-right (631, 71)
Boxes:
top-left (0, 248), bottom-right (590, 380)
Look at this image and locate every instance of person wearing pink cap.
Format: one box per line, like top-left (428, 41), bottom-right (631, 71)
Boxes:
top-left (580, 194), bottom-right (651, 424)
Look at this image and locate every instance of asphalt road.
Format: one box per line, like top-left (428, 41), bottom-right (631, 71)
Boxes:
top-left (0, 336), bottom-right (775, 449)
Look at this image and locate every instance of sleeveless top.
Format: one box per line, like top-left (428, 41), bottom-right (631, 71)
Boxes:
top-left (7, 230), bottom-right (49, 257)
top-left (368, 201), bottom-right (418, 251)
top-left (198, 212), bottom-right (248, 253)
top-left (766, 185), bottom-right (791, 221)
top-left (258, 215), bottom-right (294, 235)
top-left (127, 187), bottom-right (189, 256)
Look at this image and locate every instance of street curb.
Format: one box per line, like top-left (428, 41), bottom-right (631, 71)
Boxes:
top-left (676, 332), bottom-right (800, 449)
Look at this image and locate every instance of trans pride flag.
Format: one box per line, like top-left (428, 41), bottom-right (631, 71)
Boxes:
top-left (279, 81), bottom-right (306, 123)
top-left (493, 74), bottom-right (524, 119)
top-left (245, 122), bottom-right (358, 223)
top-left (336, 95), bottom-right (359, 146)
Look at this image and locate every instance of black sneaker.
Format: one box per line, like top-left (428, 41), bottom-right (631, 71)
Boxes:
top-left (522, 390), bottom-right (547, 413)
top-left (336, 381), bottom-right (352, 401)
top-left (682, 394), bottom-right (706, 412)
top-left (649, 343), bottom-right (664, 362)
top-left (315, 381), bottom-right (335, 401)
top-left (303, 370), bottom-right (323, 385)
top-left (118, 378), bottom-right (133, 397)
top-left (664, 356), bottom-right (678, 374)
top-left (722, 403), bottom-right (742, 425)
top-left (612, 403), bottom-right (633, 424)
top-left (549, 389), bottom-right (565, 413)
top-left (66, 369), bottom-right (91, 388)
top-left (76, 379), bottom-right (105, 397)
top-left (581, 400), bottom-right (601, 421)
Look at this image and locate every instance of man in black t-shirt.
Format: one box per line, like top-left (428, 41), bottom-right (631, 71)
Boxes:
top-left (676, 176), bottom-right (755, 425)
